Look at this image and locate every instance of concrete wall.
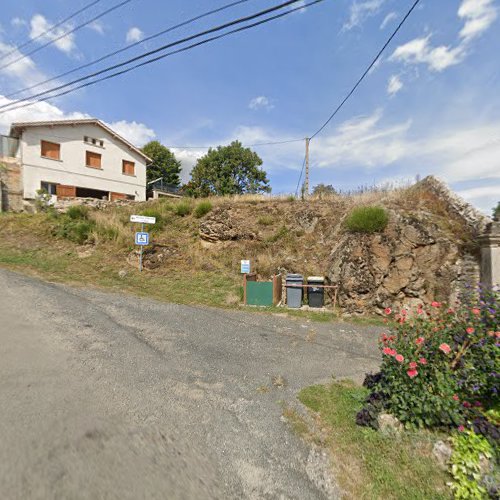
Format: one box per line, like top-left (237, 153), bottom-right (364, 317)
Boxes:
top-left (0, 157), bottom-right (23, 212)
top-left (20, 124), bottom-right (147, 201)
top-left (480, 221), bottom-right (500, 288)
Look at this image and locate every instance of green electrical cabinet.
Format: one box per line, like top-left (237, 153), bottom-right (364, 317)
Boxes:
top-left (246, 281), bottom-right (274, 307)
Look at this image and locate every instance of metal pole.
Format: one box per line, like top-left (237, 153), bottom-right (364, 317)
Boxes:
top-left (139, 223), bottom-right (144, 272)
top-left (305, 137), bottom-right (310, 197)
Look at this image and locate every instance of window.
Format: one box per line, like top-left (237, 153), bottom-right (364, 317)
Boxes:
top-left (41, 140), bottom-right (60, 160)
top-left (41, 181), bottom-right (57, 195)
top-left (122, 160), bottom-right (135, 176)
top-left (84, 136), bottom-right (104, 148)
top-left (86, 151), bottom-right (102, 169)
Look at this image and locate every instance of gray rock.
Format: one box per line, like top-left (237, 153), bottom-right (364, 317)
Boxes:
top-left (432, 440), bottom-right (453, 469)
top-left (377, 413), bottom-right (403, 434)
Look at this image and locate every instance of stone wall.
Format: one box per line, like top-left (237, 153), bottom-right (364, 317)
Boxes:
top-left (0, 157), bottom-right (23, 212)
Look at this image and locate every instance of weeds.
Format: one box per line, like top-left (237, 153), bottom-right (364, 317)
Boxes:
top-left (257, 215), bottom-right (274, 226)
top-left (174, 201), bottom-right (193, 217)
top-left (194, 201), bottom-right (213, 218)
top-left (344, 206), bottom-right (388, 233)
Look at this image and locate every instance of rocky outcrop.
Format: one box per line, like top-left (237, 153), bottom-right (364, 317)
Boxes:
top-left (0, 158), bottom-right (23, 212)
top-left (328, 211), bottom-right (466, 314)
top-left (416, 176), bottom-right (490, 234)
top-left (199, 207), bottom-right (256, 242)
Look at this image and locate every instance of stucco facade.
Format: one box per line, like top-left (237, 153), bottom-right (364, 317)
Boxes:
top-left (10, 120), bottom-right (149, 202)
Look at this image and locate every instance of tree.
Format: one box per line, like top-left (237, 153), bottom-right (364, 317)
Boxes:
top-left (312, 183), bottom-right (337, 198)
top-left (188, 141), bottom-right (271, 197)
top-left (493, 201), bottom-right (500, 220)
top-left (142, 141), bottom-right (182, 187)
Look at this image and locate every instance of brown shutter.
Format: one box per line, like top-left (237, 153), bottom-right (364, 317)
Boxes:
top-left (122, 160), bottom-right (135, 175)
top-left (110, 192), bottom-right (128, 201)
top-left (86, 151), bottom-right (102, 169)
top-left (56, 185), bottom-right (76, 198)
top-left (41, 140), bottom-right (60, 160)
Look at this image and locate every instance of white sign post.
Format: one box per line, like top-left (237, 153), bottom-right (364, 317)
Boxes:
top-left (130, 215), bottom-right (156, 272)
top-left (240, 260), bottom-right (251, 274)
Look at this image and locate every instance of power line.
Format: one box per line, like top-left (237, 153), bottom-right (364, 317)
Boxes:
top-left (0, 0), bottom-right (133, 72)
top-left (295, 154), bottom-right (307, 197)
top-left (5, 0), bottom-right (253, 100)
top-left (309, 0), bottom-right (421, 139)
top-left (166, 138), bottom-right (305, 149)
top-left (1, 0), bottom-right (104, 62)
top-left (0, 0), bottom-right (323, 115)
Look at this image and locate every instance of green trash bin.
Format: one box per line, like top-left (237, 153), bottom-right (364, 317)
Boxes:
top-left (286, 274), bottom-right (303, 308)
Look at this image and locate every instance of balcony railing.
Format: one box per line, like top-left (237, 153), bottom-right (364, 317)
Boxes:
top-left (0, 135), bottom-right (19, 158)
top-left (148, 178), bottom-right (180, 194)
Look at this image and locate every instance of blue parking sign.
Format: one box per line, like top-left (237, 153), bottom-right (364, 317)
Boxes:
top-left (135, 232), bottom-right (149, 246)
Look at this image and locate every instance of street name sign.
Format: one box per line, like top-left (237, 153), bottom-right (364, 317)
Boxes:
top-left (135, 232), bottom-right (149, 246)
top-left (130, 215), bottom-right (156, 224)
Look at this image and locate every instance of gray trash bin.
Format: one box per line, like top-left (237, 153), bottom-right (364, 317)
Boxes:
top-left (307, 276), bottom-right (325, 308)
top-left (286, 274), bottom-right (303, 308)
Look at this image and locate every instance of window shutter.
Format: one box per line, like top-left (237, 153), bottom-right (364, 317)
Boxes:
top-left (86, 151), bottom-right (102, 168)
top-left (41, 140), bottom-right (60, 160)
top-left (122, 160), bottom-right (135, 175)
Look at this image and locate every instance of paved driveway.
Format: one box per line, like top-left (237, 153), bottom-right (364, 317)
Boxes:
top-left (0, 269), bottom-right (381, 499)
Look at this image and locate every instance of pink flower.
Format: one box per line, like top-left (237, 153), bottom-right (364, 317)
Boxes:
top-left (384, 307), bottom-right (392, 315)
top-left (407, 369), bottom-right (418, 378)
top-left (431, 301), bottom-right (441, 308)
top-left (466, 327), bottom-right (475, 334)
top-left (388, 348), bottom-right (397, 356)
top-left (453, 394), bottom-right (459, 401)
top-left (416, 337), bottom-right (425, 345)
top-left (409, 361), bottom-right (418, 369)
top-left (417, 308), bottom-right (424, 315)
top-left (395, 354), bottom-right (404, 363)
top-left (439, 343), bottom-right (451, 354)
top-left (471, 308), bottom-right (480, 315)
top-left (419, 357), bottom-right (427, 365)
top-left (458, 425), bottom-right (465, 432)
top-left (447, 308), bottom-right (454, 314)
top-left (401, 309), bottom-right (408, 316)
top-left (463, 401), bottom-right (472, 408)
top-left (383, 347), bottom-right (393, 355)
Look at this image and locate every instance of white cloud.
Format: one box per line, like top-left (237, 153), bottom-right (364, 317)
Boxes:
top-left (248, 96), bottom-right (274, 111)
top-left (0, 41), bottom-right (49, 88)
top-left (380, 11), bottom-right (397, 30)
top-left (387, 75), bottom-right (403, 95)
top-left (458, 0), bottom-right (498, 41)
top-left (126, 27), bottom-right (143, 43)
top-left (29, 14), bottom-right (76, 54)
top-left (171, 148), bottom-right (205, 183)
top-left (11, 17), bottom-right (27, 28)
top-left (87, 21), bottom-right (105, 35)
top-left (391, 36), bottom-right (465, 72)
top-left (391, 0), bottom-right (498, 73)
top-left (343, 0), bottom-right (386, 31)
top-left (106, 120), bottom-right (155, 147)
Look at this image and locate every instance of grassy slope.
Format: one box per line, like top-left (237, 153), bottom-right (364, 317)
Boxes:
top-left (297, 381), bottom-right (451, 499)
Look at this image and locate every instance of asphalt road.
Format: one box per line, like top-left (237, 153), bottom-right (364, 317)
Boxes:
top-left (0, 269), bottom-right (381, 499)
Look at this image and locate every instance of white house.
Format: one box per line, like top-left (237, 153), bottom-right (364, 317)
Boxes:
top-left (7, 119), bottom-right (151, 203)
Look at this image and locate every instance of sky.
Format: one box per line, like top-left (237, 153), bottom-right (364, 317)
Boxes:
top-left (0, 0), bottom-right (499, 214)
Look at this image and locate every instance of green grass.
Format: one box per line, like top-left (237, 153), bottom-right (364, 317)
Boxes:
top-left (297, 381), bottom-right (450, 499)
top-left (345, 206), bottom-right (389, 233)
top-left (194, 200), bottom-right (213, 218)
top-left (257, 215), bottom-right (274, 226)
top-left (174, 201), bottom-right (193, 217)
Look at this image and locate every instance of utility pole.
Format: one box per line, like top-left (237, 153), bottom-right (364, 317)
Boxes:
top-left (305, 137), bottom-right (310, 197)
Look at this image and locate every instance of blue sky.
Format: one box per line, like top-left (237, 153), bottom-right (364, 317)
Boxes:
top-left (0, 0), bottom-right (498, 213)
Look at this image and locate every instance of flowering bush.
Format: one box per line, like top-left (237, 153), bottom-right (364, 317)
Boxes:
top-left (358, 286), bottom-right (499, 431)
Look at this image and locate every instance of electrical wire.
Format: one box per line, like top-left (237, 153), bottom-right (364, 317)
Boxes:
top-left (1, 0), bottom-right (104, 62)
top-left (0, 0), bottom-right (324, 115)
top-left (0, 0), bottom-right (133, 72)
top-left (166, 138), bottom-right (305, 149)
top-left (5, 0), bottom-right (253, 100)
top-left (294, 154), bottom-right (307, 197)
top-left (309, 0), bottom-right (421, 139)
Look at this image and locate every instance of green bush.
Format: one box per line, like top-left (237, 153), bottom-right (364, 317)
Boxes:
top-left (257, 215), bottom-right (274, 226)
top-left (174, 201), bottom-right (193, 217)
top-left (66, 205), bottom-right (89, 220)
top-left (265, 226), bottom-right (289, 243)
top-left (450, 430), bottom-right (493, 499)
top-left (194, 201), bottom-right (213, 218)
top-left (345, 206), bottom-right (388, 233)
top-left (140, 209), bottom-right (165, 232)
top-left (54, 219), bottom-right (95, 244)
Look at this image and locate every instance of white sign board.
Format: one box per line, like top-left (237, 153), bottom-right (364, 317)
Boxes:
top-left (130, 214), bottom-right (156, 224)
top-left (240, 260), bottom-right (251, 274)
